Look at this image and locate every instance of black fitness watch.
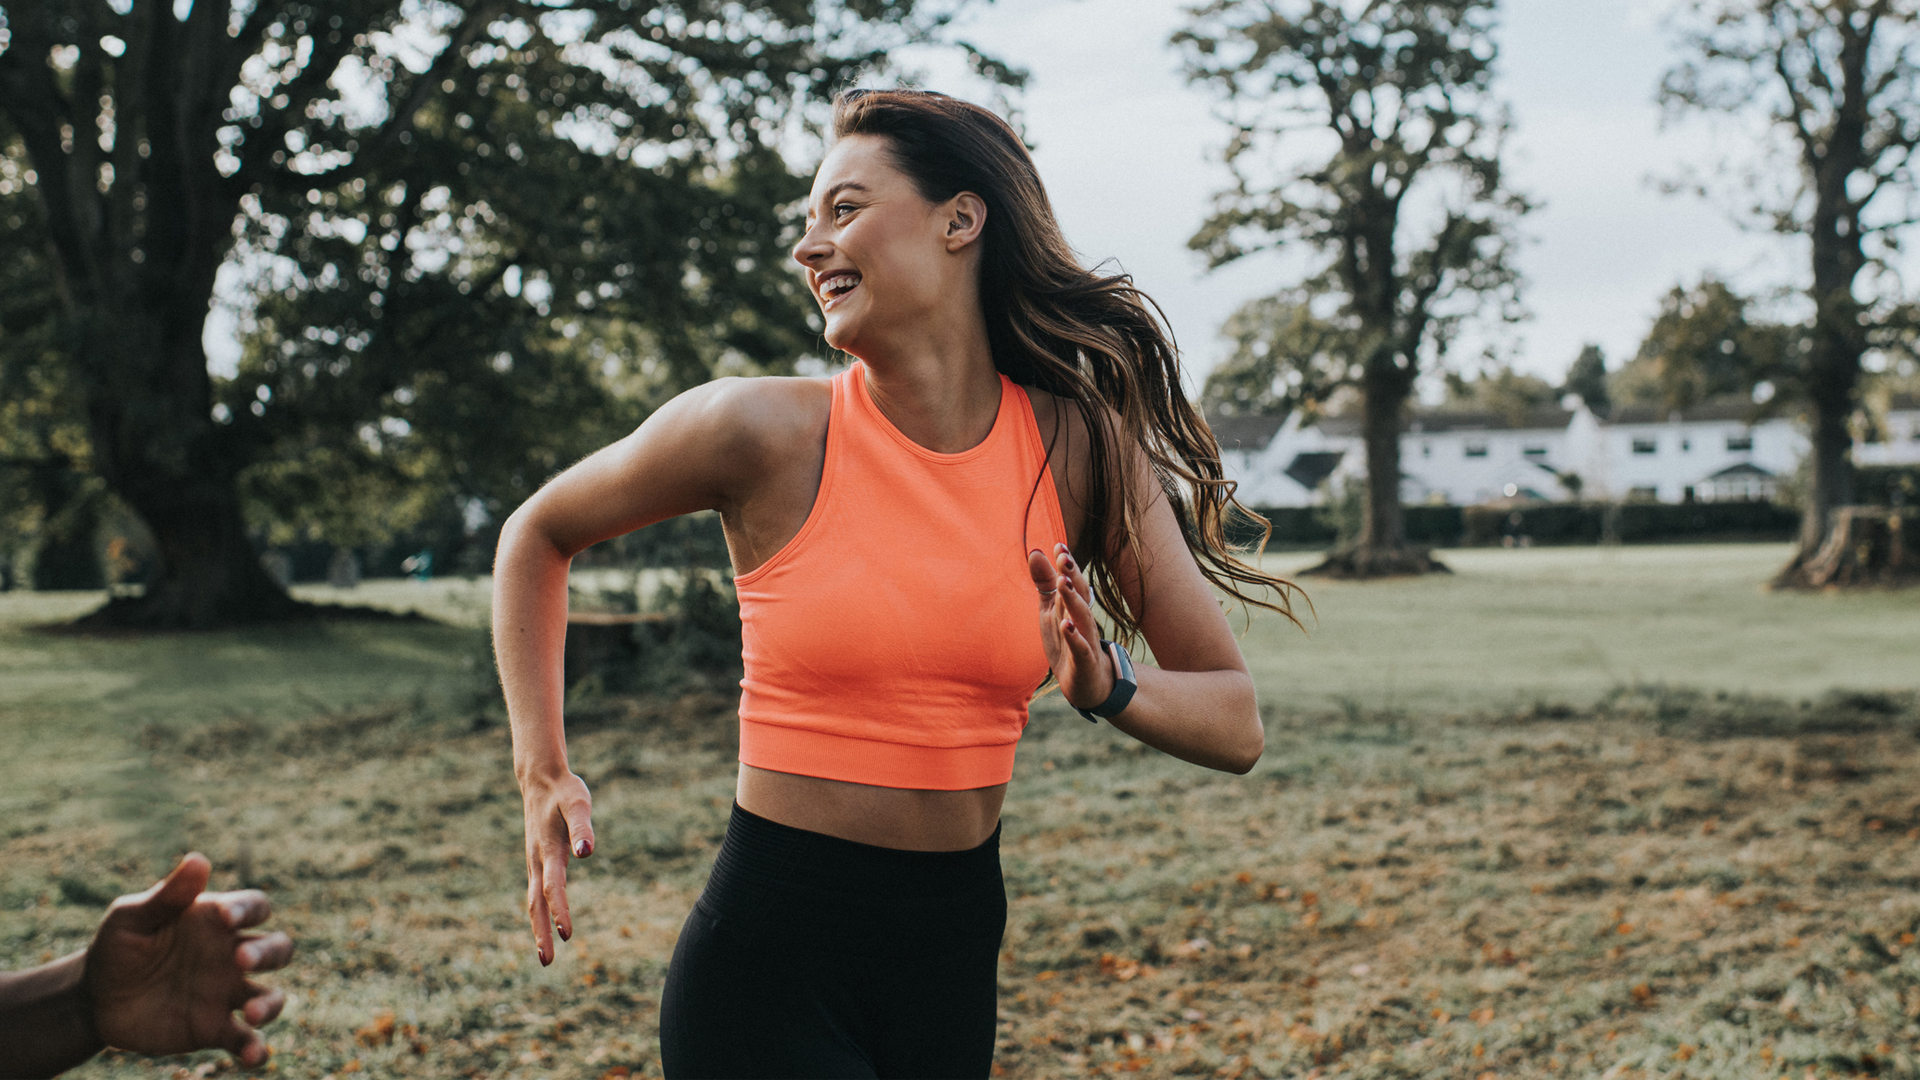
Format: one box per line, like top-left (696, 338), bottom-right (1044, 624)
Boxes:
top-left (1076, 640), bottom-right (1137, 723)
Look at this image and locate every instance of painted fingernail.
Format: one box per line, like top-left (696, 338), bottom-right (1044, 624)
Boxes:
top-left (537, 947), bottom-right (549, 965)
top-left (573, 840), bottom-right (590, 858)
top-left (558, 924), bottom-right (571, 942)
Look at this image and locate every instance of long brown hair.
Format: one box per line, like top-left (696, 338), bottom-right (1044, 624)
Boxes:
top-left (832, 89), bottom-right (1303, 641)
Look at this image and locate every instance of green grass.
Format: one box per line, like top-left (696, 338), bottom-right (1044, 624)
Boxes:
top-left (1245, 544), bottom-right (1920, 713)
top-left (1, 546), bottom-right (1918, 1079)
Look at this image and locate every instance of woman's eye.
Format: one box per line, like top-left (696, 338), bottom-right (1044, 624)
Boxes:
top-left (833, 203), bottom-right (856, 219)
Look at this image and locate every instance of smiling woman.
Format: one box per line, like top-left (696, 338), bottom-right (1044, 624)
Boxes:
top-left (492, 88), bottom-right (1303, 1078)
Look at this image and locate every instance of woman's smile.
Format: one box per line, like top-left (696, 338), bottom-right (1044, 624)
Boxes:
top-left (817, 270), bottom-right (862, 310)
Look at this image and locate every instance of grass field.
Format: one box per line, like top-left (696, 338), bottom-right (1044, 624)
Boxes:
top-left (3, 545), bottom-right (1919, 1079)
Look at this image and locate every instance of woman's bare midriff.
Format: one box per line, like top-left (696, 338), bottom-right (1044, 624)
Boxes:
top-left (736, 763), bottom-right (1007, 852)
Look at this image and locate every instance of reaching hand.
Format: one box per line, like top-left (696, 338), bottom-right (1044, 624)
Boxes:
top-left (1028, 543), bottom-right (1115, 711)
top-left (87, 852), bottom-right (293, 1067)
top-left (522, 769), bottom-right (595, 966)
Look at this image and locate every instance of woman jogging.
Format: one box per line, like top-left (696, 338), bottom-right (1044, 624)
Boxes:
top-left (494, 88), bottom-right (1300, 1078)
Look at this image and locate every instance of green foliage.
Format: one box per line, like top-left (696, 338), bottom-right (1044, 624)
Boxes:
top-left (1442, 364), bottom-right (1557, 426)
top-left (209, 0), bottom-right (993, 552)
top-left (1563, 343), bottom-right (1611, 417)
top-left (1201, 290), bottom-right (1354, 418)
top-left (0, 114), bottom-right (90, 589)
top-left (1313, 476), bottom-right (1364, 546)
top-left (1614, 277), bottom-right (1796, 413)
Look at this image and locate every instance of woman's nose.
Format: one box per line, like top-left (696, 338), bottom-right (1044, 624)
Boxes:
top-left (792, 220), bottom-right (831, 268)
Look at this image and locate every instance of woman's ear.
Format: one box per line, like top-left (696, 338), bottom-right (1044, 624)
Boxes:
top-left (942, 192), bottom-right (987, 252)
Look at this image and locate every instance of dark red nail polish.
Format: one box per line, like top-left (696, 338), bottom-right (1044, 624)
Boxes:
top-left (574, 840), bottom-right (590, 858)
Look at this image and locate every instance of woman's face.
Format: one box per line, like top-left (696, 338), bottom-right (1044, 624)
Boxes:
top-left (791, 133), bottom-right (982, 357)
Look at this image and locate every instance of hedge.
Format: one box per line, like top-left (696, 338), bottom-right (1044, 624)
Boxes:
top-left (1238, 500), bottom-right (1802, 551)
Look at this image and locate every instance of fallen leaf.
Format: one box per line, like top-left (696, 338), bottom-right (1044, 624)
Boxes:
top-left (354, 1010), bottom-right (396, 1048)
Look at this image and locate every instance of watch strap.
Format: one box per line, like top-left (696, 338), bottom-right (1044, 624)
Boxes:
top-left (1077, 640), bottom-right (1137, 723)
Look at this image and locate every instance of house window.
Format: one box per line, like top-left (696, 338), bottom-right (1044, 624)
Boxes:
top-left (1421, 441), bottom-right (1432, 458)
top-left (1628, 485), bottom-right (1660, 501)
top-left (1523, 445), bottom-right (1548, 458)
top-left (1463, 442), bottom-right (1489, 458)
top-left (1726, 434), bottom-right (1753, 452)
top-left (1631, 438), bottom-right (1658, 455)
top-left (1681, 439), bottom-right (1692, 452)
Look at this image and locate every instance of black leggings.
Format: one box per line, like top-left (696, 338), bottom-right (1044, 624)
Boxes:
top-left (660, 803), bottom-right (1006, 1079)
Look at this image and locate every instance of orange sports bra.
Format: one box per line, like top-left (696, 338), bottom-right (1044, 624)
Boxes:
top-left (732, 361), bottom-right (1071, 790)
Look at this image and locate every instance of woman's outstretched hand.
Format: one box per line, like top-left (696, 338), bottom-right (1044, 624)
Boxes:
top-left (1028, 544), bottom-right (1114, 711)
top-left (521, 770), bottom-right (595, 966)
top-left (89, 852), bottom-right (292, 1066)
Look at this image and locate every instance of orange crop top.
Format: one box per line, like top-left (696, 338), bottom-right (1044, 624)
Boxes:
top-left (732, 361), bottom-right (1070, 790)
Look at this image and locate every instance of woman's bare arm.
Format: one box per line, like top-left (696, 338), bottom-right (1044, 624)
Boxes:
top-left (495, 376), bottom-right (822, 965)
top-left (1031, 402), bottom-right (1263, 774)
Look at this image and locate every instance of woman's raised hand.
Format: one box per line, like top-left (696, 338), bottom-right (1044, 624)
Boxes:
top-left (1028, 543), bottom-right (1114, 711)
top-left (521, 771), bottom-right (595, 966)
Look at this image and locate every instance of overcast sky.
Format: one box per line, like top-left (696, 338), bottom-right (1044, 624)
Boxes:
top-left (911, 0), bottom-right (1798, 394)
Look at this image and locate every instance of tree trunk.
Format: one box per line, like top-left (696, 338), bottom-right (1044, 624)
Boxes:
top-left (68, 309), bottom-right (298, 629)
top-left (1303, 363), bottom-right (1449, 579)
top-left (1773, 505), bottom-right (1919, 589)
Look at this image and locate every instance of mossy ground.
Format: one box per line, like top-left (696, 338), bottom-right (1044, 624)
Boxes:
top-left (3, 544), bottom-right (1917, 1079)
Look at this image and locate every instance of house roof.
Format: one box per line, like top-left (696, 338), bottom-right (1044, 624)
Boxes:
top-left (1206, 413), bottom-right (1287, 451)
top-left (1316, 407), bottom-right (1574, 437)
top-left (1707, 462), bottom-right (1776, 479)
top-left (1608, 401), bottom-right (1766, 425)
top-left (1407, 408), bottom-right (1574, 433)
top-left (1283, 451), bottom-right (1346, 491)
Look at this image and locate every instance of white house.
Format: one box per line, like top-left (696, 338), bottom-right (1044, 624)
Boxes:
top-left (1855, 392), bottom-right (1920, 467)
top-left (1213, 398), bottom-right (1812, 507)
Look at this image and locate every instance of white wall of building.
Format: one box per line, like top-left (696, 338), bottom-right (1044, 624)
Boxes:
top-left (1221, 403), bottom-right (1821, 508)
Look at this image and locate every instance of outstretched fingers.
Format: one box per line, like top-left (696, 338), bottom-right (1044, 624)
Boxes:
top-left (220, 1013), bottom-right (270, 1068)
top-left (232, 979), bottom-right (287, 1027)
top-left (235, 930), bottom-right (294, 974)
top-left (111, 852), bottom-right (212, 934)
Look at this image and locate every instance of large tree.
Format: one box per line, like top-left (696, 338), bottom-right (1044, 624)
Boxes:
top-left (1662, 0), bottom-right (1920, 579)
top-left (1177, 0), bottom-right (1526, 577)
top-left (0, 0), bottom-right (993, 627)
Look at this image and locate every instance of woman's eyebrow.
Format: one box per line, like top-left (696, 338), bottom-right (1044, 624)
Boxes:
top-left (807, 181), bottom-right (871, 218)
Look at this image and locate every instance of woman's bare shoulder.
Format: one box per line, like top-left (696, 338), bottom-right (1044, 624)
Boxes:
top-left (662, 374), bottom-right (832, 471)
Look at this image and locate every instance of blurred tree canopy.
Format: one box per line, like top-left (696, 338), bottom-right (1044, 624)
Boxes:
top-left (1663, 0), bottom-right (1920, 573)
top-left (1439, 364), bottom-right (1554, 426)
top-left (1562, 343), bottom-right (1610, 418)
top-left (1178, 0), bottom-right (1527, 575)
top-left (0, 0), bottom-right (1004, 626)
top-left (1611, 277), bottom-right (1796, 415)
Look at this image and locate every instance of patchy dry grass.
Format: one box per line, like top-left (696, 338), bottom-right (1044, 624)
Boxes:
top-left (3, 548), bottom-right (1919, 1079)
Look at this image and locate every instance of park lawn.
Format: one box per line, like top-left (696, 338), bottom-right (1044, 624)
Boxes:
top-left (0, 545), bottom-right (1916, 1079)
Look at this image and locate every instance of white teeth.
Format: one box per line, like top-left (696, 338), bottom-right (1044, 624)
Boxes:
top-left (819, 273), bottom-right (859, 300)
